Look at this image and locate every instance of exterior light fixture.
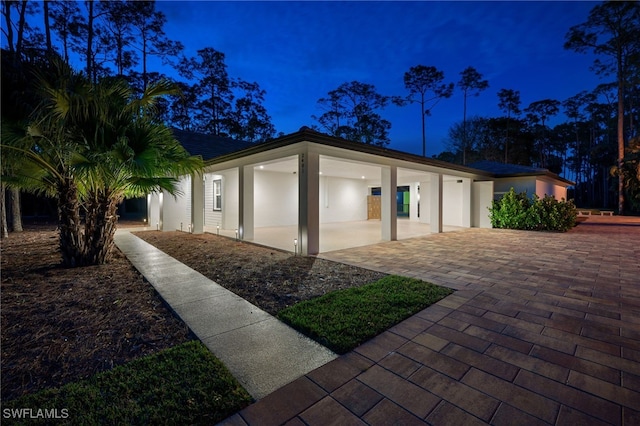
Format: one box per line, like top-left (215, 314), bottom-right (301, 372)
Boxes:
top-left (294, 238), bottom-right (298, 256)
top-left (235, 229), bottom-right (238, 241)
top-left (216, 224), bottom-right (220, 235)
top-left (180, 222), bottom-right (183, 232)
top-left (156, 222), bottom-right (159, 231)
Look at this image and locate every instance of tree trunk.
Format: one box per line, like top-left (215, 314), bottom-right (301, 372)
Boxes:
top-left (83, 190), bottom-right (119, 265)
top-left (3, 0), bottom-right (14, 52)
top-left (0, 184), bottom-right (9, 239)
top-left (462, 90), bottom-right (467, 165)
top-left (617, 60), bottom-right (625, 215)
top-left (504, 113), bottom-right (510, 164)
top-left (15, 0), bottom-right (26, 55)
top-left (57, 177), bottom-right (83, 267)
top-left (9, 187), bottom-right (22, 232)
top-left (43, 0), bottom-right (51, 52)
top-left (86, 0), bottom-right (94, 81)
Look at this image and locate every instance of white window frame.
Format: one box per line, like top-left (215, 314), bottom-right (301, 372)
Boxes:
top-left (213, 179), bottom-right (222, 211)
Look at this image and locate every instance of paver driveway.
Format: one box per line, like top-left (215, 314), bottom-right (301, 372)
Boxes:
top-left (224, 216), bottom-right (640, 425)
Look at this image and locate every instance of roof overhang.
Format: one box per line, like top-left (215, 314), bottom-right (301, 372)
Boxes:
top-left (205, 128), bottom-right (493, 179)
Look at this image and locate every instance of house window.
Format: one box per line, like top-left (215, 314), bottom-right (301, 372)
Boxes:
top-left (213, 179), bottom-right (222, 211)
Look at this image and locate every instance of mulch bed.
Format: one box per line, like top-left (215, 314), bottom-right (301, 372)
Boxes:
top-left (1, 225), bottom-right (385, 402)
top-left (1, 225), bottom-right (192, 402)
top-left (133, 231), bottom-right (386, 315)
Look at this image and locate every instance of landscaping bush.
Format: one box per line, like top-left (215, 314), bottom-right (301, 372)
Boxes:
top-left (489, 188), bottom-right (577, 232)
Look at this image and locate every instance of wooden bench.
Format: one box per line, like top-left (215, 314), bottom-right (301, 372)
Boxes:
top-left (577, 210), bottom-right (614, 216)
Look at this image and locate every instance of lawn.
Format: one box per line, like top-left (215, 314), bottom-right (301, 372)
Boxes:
top-left (2, 342), bottom-right (251, 425)
top-left (278, 275), bottom-right (454, 354)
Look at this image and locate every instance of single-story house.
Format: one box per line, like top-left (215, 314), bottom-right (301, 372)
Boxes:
top-left (468, 160), bottom-right (573, 201)
top-left (147, 128), bottom-right (573, 255)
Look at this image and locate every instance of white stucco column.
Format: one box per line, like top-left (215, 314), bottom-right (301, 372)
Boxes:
top-left (191, 172), bottom-right (204, 234)
top-left (461, 177), bottom-right (472, 228)
top-left (381, 166), bottom-right (397, 241)
top-left (298, 151), bottom-right (320, 255)
top-left (430, 172), bottom-right (443, 233)
top-left (419, 180), bottom-right (429, 224)
top-left (409, 182), bottom-right (419, 222)
top-left (238, 165), bottom-right (254, 241)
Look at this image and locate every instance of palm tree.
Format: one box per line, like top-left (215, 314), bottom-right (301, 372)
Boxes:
top-left (3, 60), bottom-right (203, 266)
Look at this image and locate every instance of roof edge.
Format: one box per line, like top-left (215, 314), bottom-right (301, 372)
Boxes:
top-left (205, 128), bottom-right (492, 176)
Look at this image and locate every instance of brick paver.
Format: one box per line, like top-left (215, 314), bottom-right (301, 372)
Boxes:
top-left (222, 216), bottom-right (640, 425)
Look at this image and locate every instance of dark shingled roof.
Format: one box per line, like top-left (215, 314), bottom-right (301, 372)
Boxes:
top-left (171, 128), bottom-right (253, 160)
top-left (468, 160), bottom-right (548, 175)
top-left (468, 160), bottom-right (574, 185)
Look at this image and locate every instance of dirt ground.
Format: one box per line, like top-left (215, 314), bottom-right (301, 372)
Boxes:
top-left (0, 224), bottom-right (192, 401)
top-left (1, 223), bottom-right (384, 401)
top-left (132, 230), bottom-right (386, 315)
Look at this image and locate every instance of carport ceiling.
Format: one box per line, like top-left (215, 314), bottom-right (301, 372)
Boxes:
top-left (255, 156), bottom-right (381, 181)
top-left (255, 156), bottom-right (459, 185)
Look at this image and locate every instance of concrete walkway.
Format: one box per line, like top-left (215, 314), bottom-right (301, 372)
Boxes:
top-left (224, 216), bottom-right (640, 425)
top-left (114, 230), bottom-right (337, 400)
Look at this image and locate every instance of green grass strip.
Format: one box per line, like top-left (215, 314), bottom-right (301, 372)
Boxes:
top-left (2, 341), bottom-right (252, 425)
top-left (278, 275), bottom-right (454, 354)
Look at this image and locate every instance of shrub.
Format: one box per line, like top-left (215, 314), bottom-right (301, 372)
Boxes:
top-left (489, 188), bottom-right (577, 232)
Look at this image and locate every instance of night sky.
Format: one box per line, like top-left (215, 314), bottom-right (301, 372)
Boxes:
top-left (155, 1), bottom-right (601, 156)
top-left (18, 1), bottom-right (604, 157)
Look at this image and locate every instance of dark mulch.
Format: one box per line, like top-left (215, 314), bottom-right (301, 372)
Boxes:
top-left (133, 231), bottom-right (387, 315)
top-left (1, 224), bottom-right (192, 402)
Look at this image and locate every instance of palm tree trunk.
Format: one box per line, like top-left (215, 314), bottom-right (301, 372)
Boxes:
top-left (1, 184), bottom-right (9, 239)
top-left (83, 190), bottom-right (119, 265)
top-left (57, 177), bottom-right (83, 267)
top-left (9, 187), bottom-right (22, 232)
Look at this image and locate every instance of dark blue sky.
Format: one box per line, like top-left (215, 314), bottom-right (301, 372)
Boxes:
top-left (11, 1), bottom-right (603, 156)
top-left (155, 1), bottom-right (601, 156)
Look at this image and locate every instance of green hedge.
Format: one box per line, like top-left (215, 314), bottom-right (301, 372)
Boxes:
top-left (489, 188), bottom-right (577, 232)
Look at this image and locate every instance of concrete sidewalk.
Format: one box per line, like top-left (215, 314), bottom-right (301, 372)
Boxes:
top-left (114, 230), bottom-right (337, 400)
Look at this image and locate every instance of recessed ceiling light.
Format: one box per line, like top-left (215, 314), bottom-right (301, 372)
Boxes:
top-left (259, 165), bottom-right (264, 169)
top-left (361, 176), bottom-right (365, 179)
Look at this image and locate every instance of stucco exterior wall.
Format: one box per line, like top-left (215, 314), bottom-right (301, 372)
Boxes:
top-left (493, 177), bottom-right (536, 199)
top-left (147, 193), bottom-right (161, 230)
top-left (536, 180), bottom-right (568, 200)
top-left (494, 177), bottom-right (569, 201)
top-left (254, 170), bottom-right (298, 227)
top-left (162, 175), bottom-right (192, 231)
top-left (319, 176), bottom-right (369, 223)
top-left (443, 180), bottom-right (463, 226)
top-left (204, 169), bottom-right (239, 230)
top-left (472, 181), bottom-right (494, 228)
